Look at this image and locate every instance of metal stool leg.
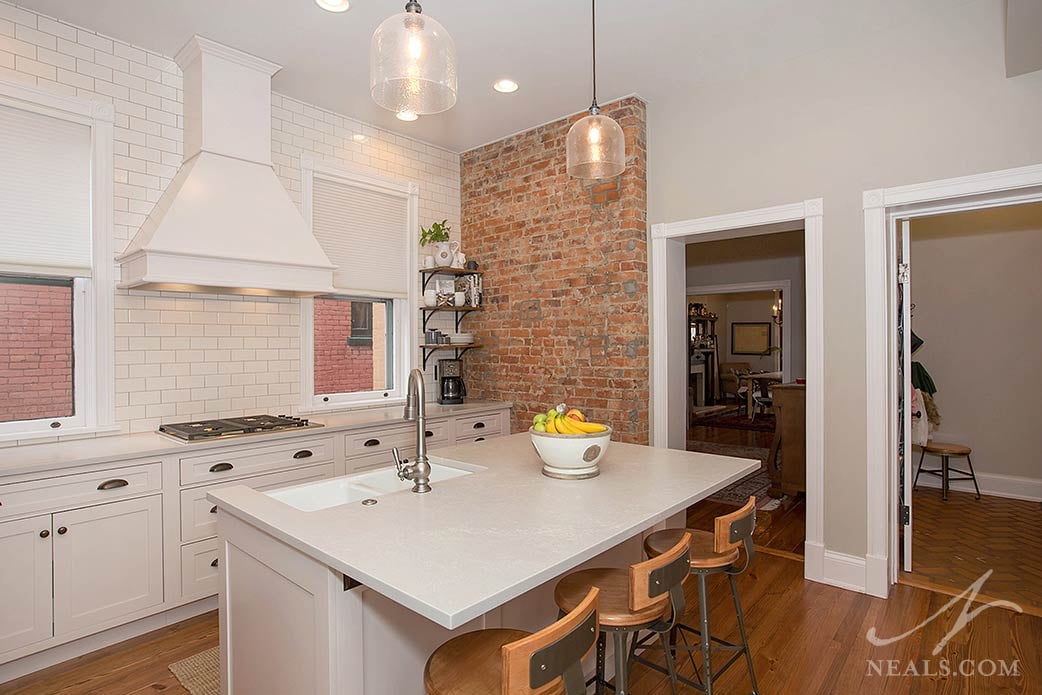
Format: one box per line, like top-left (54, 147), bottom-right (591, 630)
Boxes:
top-left (729, 574), bottom-right (760, 695)
top-left (697, 573), bottom-right (714, 695)
top-left (613, 631), bottom-right (629, 694)
top-left (942, 455), bottom-right (949, 501)
top-left (965, 455), bottom-right (982, 500)
top-left (913, 448), bottom-right (926, 489)
top-left (594, 631), bottom-right (606, 695)
top-left (659, 631), bottom-right (679, 695)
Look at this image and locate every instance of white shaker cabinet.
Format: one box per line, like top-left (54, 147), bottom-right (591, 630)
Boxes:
top-left (0, 515), bottom-right (53, 654)
top-left (52, 495), bottom-right (164, 635)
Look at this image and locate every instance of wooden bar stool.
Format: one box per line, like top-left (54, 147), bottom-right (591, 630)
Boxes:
top-left (424, 587), bottom-right (599, 695)
top-left (640, 497), bottom-right (759, 695)
top-left (553, 533), bottom-right (692, 695)
top-left (914, 441), bottom-right (980, 501)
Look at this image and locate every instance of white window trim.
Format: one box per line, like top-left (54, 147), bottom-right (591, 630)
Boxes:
top-left (299, 155), bottom-right (419, 412)
top-left (0, 79), bottom-right (116, 442)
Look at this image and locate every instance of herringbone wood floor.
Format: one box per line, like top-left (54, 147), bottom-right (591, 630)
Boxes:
top-left (902, 487), bottom-right (1042, 617)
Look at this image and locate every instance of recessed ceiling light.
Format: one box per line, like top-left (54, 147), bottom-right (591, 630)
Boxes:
top-left (315, 0), bottom-right (350, 12)
top-left (396, 110), bottom-right (419, 122)
top-left (493, 78), bottom-right (519, 94)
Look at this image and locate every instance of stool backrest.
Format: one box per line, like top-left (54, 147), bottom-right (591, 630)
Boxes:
top-left (629, 532), bottom-right (691, 613)
top-left (715, 495), bottom-right (756, 559)
top-left (502, 586), bottom-right (599, 695)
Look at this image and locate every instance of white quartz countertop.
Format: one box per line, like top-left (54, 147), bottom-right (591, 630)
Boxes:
top-left (209, 433), bottom-right (759, 629)
top-left (0, 401), bottom-right (511, 478)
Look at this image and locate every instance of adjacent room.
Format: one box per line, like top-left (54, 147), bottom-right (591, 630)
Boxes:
top-left (899, 202), bottom-right (1042, 616)
top-left (0, 1), bottom-right (1039, 694)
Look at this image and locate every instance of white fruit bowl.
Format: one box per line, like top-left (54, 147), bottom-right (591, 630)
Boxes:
top-left (529, 426), bottom-right (612, 480)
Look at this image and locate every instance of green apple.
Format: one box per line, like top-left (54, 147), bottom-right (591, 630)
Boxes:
top-left (533, 413), bottom-right (548, 425)
top-left (546, 408), bottom-right (558, 420)
top-left (533, 422), bottom-right (547, 433)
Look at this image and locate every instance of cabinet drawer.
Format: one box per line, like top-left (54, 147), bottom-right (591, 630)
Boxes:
top-left (179, 436), bottom-right (334, 486)
top-left (180, 462), bottom-right (335, 543)
top-left (348, 449), bottom-right (414, 474)
top-left (0, 462), bottom-right (162, 521)
top-left (343, 424), bottom-right (415, 458)
top-left (180, 537), bottom-right (220, 600)
top-left (455, 411), bottom-right (505, 439)
top-left (456, 434), bottom-right (496, 445)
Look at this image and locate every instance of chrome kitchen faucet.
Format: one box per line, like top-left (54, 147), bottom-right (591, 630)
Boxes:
top-left (393, 368), bottom-right (432, 493)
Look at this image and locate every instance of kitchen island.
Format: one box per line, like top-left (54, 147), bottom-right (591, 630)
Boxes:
top-left (208, 433), bottom-right (758, 694)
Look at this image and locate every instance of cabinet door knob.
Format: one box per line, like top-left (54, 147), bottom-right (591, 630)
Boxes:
top-left (209, 505), bottom-right (218, 514)
top-left (97, 478), bottom-right (129, 491)
top-left (363, 438), bottom-right (380, 447)
top-left (293, 449), bottom-right (313, 459)
top-left (39, 529), bottom-right (50, 538)
top-left (209, 462), bottom-right (234, 473)
top-left (211, 558), bottom-right (219, 568)
top-left (57, 526), bottom-right (67, 535)
top-left (472, 422), bottom-right (485, 429)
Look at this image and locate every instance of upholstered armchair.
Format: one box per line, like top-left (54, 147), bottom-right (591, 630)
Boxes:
top-left (718, 361), bottom-right (752, 402)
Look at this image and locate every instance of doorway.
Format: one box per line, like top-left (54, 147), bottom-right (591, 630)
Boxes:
top-left (863, 162), bottom-right (1042, 599)
top-left (650, 199), bottom-right (826, 586)
top-left (892, 202), bottom-right (1042, 614)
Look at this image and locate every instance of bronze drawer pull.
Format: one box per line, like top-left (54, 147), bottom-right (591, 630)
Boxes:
top-left (425, 430), bottom-right (434, 438)
top-left (293, 449), bottom-right (313, 459)
top-left (475, 437), bottom-right (486, 442)
top-left (209, 462), bottom-right (234, 473)
top-left (363, 438), bottom-right (380, 447)
top-left (211, 558), bottom-right (219, 568)
top-left (472, 422), bottom-right (485, 429)
top-left (97, 478), bottom-right (129, 491)
top-left (210, 505), bottom-right (218, 514)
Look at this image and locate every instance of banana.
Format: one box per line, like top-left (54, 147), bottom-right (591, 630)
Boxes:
top-left (545, 415), bottom-right (559, 434)
top-left (570, 420), bottom-right (608, 434)
top-left (556, 416), bottom-right (582, 434)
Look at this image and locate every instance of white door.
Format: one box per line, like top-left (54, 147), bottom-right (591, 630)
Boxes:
top-left (0, 515), bottom-right (53, 654)
top-left (897, 218), bottom-right (914, 572)
top-left (53, 495), bottom-right (164, 635)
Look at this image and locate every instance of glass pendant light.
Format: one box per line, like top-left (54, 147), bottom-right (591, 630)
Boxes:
top-left (566, 0), bottom-right (625, 179)
top-left (371, 1), bottom-right (457, 116)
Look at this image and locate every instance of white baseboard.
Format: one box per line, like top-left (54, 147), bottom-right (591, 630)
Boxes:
top-left (914, 470), bottom-right (1042, 502)
top-left (864, 554), bottom-right (889, 598)
top-left (0, 597), bottom-right (216, 684)
top-left (821, 550), bottom-right (867, 593)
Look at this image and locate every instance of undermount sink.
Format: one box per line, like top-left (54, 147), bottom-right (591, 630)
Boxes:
top-left (268, 463), bottom-right (474, 512)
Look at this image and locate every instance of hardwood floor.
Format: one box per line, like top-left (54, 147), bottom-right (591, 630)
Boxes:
top-left (0, 612), bottom-right (215, 695)
top-left (6, 555), bottom-right (1040, 694)
top-left (688, 424), bottom-right (775, 449)
top-left (901, 487), bottom-right (1042, 618)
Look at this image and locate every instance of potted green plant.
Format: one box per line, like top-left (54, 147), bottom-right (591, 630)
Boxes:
top-left (420, 220), bottom-right (457, 267)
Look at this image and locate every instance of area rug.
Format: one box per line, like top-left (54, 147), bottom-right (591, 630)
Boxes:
top-left (707, 469), bottom-right (773, 506)
top-left (169, 646), bottom-right (219, 695)
top-left (690, 410), bottom-right (776, 433)
top-left (685, 440), bottom-right (771, 465)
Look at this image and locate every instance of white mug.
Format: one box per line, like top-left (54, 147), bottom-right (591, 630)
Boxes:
top-left (423, 255), bottom-right (436, 269)
top-left (454, 291), bottom-right (466, 306)
top-left (423, 290), bottom-right (438, 307)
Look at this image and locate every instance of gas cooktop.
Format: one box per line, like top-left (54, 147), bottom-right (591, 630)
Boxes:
top-left (158, 414), bottom-right (321, 442)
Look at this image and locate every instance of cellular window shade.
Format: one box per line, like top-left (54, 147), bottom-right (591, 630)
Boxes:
top-left (312, 176), bottom-right (410, 298)
top-left (0, 103), bottom-right (92, 277)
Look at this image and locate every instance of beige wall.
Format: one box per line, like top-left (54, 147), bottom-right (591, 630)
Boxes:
top-left (648, 0), bottom-right (1042, 556)
top-left (689, 292), bottom-right (780, 373)
top-left (910, 203), bottom-right (1042, 481)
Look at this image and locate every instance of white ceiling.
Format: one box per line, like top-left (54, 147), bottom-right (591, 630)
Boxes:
top-left (16, 0), bottom-right (928, 152)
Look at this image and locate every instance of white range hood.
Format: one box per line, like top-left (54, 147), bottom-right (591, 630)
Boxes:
top-left (119, 37), bottom-right (335, 297)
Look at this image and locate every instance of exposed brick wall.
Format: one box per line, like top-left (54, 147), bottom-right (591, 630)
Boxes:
top-left (313, 298), bottom-right (374, 395)
top-left (460, 97), bottom-right (649, 443)
top-left (0, 282), bottom-right (74, 422)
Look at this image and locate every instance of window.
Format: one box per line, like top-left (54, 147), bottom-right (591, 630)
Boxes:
top-left (0, 81), bottom-right (115, 440)
top-left (301, 156), bottom-right (417, 409)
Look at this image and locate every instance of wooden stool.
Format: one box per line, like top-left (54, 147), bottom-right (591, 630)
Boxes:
top-left (553, 533), bottom-right (691, 695)
top-left (424, 587), bottom-right (599, 695)
top-left (914, 441), bottom-right (980, 501)
top-left (640, 497), bottom-right (760, 695)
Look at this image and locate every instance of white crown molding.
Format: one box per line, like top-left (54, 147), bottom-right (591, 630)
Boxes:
top-left (175, 35), bottom-right (282, 76)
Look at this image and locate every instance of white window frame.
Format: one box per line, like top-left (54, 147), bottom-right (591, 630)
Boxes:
top-left (0, 79), bottom-right (116, 442)
top-left (299, 155), bottom-right (418, 412)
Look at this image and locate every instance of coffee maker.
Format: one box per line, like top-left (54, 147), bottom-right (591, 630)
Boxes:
top-left (437, 359), bottom-right (467, 405)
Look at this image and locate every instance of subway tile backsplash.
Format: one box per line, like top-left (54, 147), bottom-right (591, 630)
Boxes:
top-left (1, 1), bottom-right (461, 442)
